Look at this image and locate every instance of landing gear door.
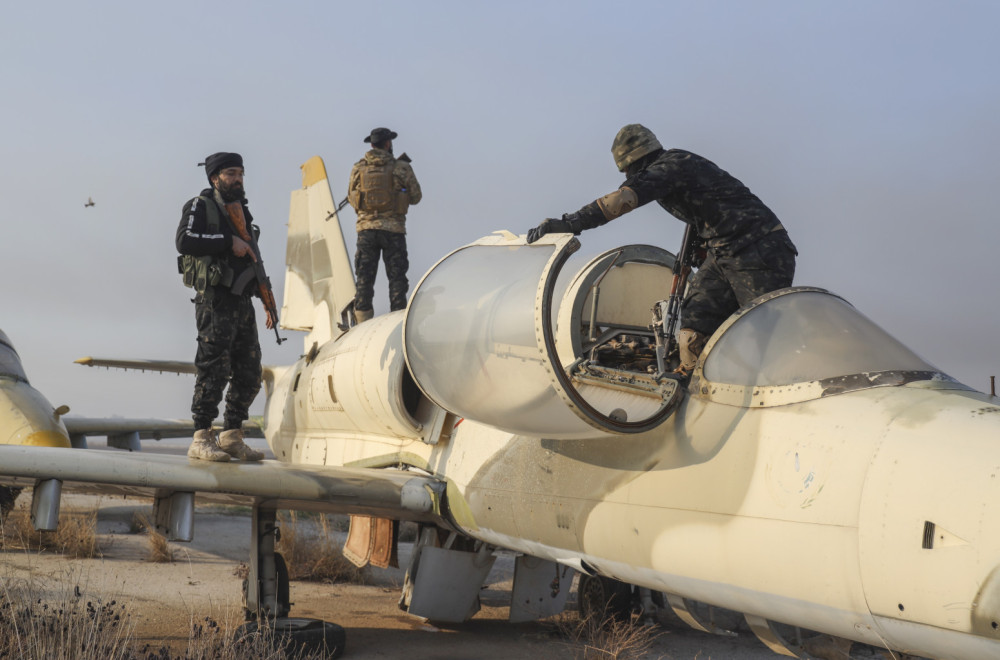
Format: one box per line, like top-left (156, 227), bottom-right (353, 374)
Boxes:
top-left (403, 232), bottom-right (682, 440)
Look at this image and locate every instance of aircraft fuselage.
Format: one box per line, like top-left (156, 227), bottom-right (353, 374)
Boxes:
top-left (262, 308), bottom-right (1000, 660)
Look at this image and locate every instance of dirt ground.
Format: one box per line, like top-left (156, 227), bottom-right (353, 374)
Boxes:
top-left (0, 494), bottom-right (806, 660)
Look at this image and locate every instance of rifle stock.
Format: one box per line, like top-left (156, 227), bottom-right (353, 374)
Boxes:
top-left (224, 202), bottom-right (286, 345)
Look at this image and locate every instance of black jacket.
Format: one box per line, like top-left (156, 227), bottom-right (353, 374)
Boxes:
top-left (175, 188), bottom-right (257, 288)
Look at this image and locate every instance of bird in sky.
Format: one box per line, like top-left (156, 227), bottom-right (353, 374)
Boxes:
top-left (84, 197), bottom-right (95, 208)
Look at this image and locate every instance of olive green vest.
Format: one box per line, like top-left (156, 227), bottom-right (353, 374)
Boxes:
top-left (177, 196), bottom-right (234, 298)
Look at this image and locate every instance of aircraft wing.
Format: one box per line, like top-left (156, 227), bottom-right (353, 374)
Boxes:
top-left (0, 445), bottom-right (444, 523)
top-left (62, 417), bottom-right (264, 441)
top-left (73, 357), bottom-right (278, 394)
top-left (74, 356), bottom-right (197, 374)
top-left (64, 416), bottom-right (195, 439)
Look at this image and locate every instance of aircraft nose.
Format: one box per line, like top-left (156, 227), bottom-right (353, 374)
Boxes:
top-left (0, 386), bottom-right (72, 448)
top-left (23, 429), bottom-right (72, 447)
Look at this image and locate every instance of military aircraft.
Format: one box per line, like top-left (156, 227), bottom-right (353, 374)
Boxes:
top-left (0, 328), bottom-right (207, 524)
top-left (2, 156), bottom-right (1000, 660)
top-left (0, 330), bottom-right (258, 454)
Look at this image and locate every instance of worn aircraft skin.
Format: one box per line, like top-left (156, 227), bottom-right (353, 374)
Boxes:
top-left (0, 330), bottom-right (71, 448)
top-left (252, 157), bottom-right (1000, 659)
top-left (0, 332), bottom-right (254, 452)
top-left (6, 156), bottom-right (1000, 659)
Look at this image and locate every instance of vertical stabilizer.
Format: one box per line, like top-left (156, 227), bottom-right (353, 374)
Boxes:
top-left (281, 156), bottom-right (356, 349)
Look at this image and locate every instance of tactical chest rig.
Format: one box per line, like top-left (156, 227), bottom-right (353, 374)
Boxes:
top-left (178, 196), bottom-right (240, 298)
top-left (351, 158), bottom-right (410, 216)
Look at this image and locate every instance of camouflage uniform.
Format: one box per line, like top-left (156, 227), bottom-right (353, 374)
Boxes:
top-left (354, 229), bottom-right (410, 312)
top-left (176, 188), bottom-right (262, 430)
top-left (348, 148), bottom-right (422, 313)
top-left (192, 290), bottom-right (262, 430)
top-left (683, 231), bottom-right (796, 336)
top-left (556, 147), bottom-right (796, 338)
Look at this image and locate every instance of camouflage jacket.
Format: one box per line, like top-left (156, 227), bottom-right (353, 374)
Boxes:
top-left (348, 148), bottom-right (422, 234)
top-left (575, 149), bottom-right (790, 257)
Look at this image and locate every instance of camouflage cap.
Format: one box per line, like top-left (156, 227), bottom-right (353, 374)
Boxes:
top-left (364, 127), bottom-right (398, 144)
top-left (611, 124), bottom-right (662, 172)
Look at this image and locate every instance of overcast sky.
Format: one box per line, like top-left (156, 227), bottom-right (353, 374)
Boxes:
top-left (2, 1), bottom-right (998, 420)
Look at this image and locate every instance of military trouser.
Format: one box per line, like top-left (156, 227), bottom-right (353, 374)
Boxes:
top-left (354, 229), bottom-right (409, 313)
top-left (191, 290), bottom-right (262, 431)
top-left (682, 231), bottom-right (797, 338)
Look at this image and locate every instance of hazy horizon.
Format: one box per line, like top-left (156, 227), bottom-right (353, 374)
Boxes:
top-left (3, 1), bottom-right (998, 421)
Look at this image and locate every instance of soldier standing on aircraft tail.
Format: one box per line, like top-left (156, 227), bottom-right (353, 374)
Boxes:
top-left (348, 127), bottom-right (422, 322)
top-left (526, 124), bottom-right (797, 379)
top-left (175, 152), bottom-right (267, 462)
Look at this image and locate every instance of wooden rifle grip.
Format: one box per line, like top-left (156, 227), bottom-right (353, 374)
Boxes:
top-left (224, 201), bottom-right (252, 241)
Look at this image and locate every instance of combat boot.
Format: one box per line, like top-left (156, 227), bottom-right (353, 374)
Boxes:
top-left (187, 429), bottom-right (231, 462)
top-left (218, 429), bottom-right (264, 462)
top-left (355, 309), bottom-right (374, 324)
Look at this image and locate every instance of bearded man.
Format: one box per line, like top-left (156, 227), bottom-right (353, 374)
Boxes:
top-left (175, 152), bottom-right (268, 462)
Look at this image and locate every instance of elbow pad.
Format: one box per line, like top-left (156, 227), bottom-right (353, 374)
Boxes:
top-left (596, 186), bottom-right (638, 221)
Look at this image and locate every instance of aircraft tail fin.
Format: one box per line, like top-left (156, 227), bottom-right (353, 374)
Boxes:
top-left (282, 156), bottom-right (356, 349)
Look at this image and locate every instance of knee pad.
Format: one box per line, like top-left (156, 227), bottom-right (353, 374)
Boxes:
top-left (678, 328), bottom-right (707, 371)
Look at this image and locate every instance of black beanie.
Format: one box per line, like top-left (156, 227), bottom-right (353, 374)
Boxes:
top-left (201, 152), bottom-right (243, 182)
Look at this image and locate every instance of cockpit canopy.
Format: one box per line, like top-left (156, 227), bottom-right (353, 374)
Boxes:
top-left (403, 234), bottom-right (967, 437)
top-left (0, 330), bottom-right (28, 382)
top-left (698, 288), bottom-right (966, 406)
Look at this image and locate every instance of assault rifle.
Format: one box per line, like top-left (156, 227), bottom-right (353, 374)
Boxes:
top-left (225, 201), bottom-right (286, 345)
top-left (652, 222), bottom-right (700, 377)
top-left (333, 196), bottom-right (350, 216)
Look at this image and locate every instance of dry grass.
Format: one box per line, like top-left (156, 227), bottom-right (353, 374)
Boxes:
top-left (232, 561), bottom-right (250, 581)
top-left (130, 512), bottom-right (175, 563)
top-left (276, 511), bottom-right (369, 584)
top-left (0, 505), bottom-right (101, 558)
top-left (550, 611), bottom-right (665, 660)
top-left (0, 577), bottom-right (334, 659)
top-left (0, 578), bottom-right (135, 659)
top-left (146, 529), bottom-right (174, 563)
top-left (129, 509), bottom-right (151, 534)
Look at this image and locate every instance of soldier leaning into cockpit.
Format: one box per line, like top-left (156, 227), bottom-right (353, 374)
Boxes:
top-left (526, 123), bottom-right (797, 379)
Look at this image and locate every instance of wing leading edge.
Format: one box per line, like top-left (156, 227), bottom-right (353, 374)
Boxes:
top-left (0, 445), bottom-right (445, 523)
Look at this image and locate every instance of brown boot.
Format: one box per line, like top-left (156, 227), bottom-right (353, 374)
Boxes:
top-left (218, 429), bottom-right (264, 462)
top-left (187, 429), bottom-right (231, 462)
top-left (355, 308), bottom-right (373, 324)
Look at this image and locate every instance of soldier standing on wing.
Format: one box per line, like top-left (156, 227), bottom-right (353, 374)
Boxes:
top-left (176, 152), bottom-right (267, 462)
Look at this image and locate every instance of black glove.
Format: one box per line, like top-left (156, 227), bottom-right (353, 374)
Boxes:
top-left (526, 216), bottom-right (575, 244)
